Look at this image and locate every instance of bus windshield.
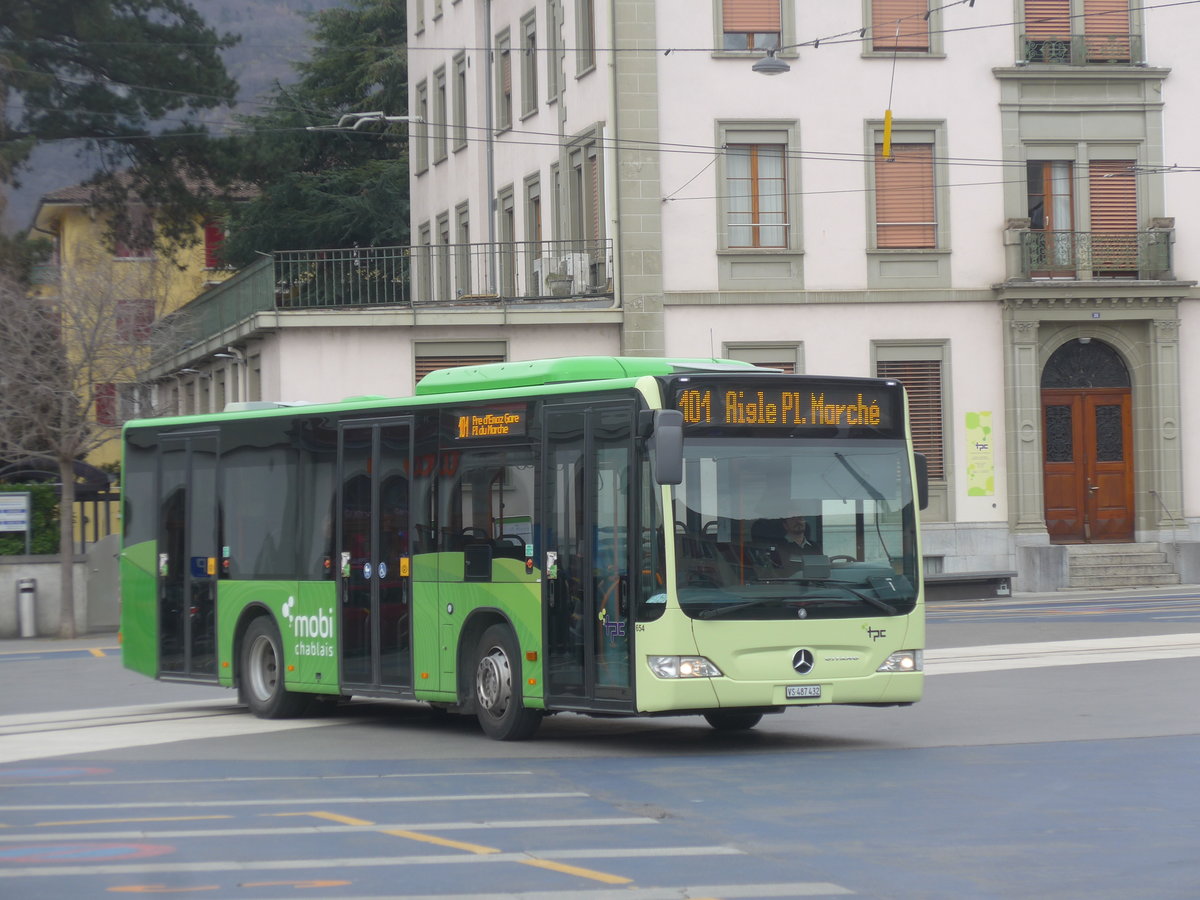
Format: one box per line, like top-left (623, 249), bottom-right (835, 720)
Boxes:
top-left (671, 439), bottom-right (919, 620)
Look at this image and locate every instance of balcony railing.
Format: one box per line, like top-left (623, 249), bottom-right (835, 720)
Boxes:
top-left (1020, 230), bottom-right (1172, 280)
top-left (168, 239), bottom-right (615, 351)
top-left (1020, 34), bottom-right (1143, 65)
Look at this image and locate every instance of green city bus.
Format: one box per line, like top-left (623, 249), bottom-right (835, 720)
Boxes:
top-left (120, 356), bottom-right (927, 740)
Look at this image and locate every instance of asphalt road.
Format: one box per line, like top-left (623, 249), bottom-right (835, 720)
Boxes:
top-left (0, 589), bottom-right (1197, 899)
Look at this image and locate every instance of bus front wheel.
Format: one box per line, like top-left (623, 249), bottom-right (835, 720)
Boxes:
top-left (703, 711), bottom-right (763, 731)
top-left (473, 625), bottom-right (542, 741)
top-left (241, 616), bottom-right (308, 719)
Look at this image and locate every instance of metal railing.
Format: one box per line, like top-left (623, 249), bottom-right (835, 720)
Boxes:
top-left (170, 239), bottom-right (615, 350)
top-left (1019, 34), bottom-right (1143, 65)
top-left (1019, 230), bottom-right (1172, 280)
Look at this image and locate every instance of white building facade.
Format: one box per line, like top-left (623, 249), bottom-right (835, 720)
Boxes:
top-left (403, 0), bottom-right (1200, 589)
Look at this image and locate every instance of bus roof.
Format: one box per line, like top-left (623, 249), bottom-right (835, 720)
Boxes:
top-left (414, 356), bottom-right (762, 395)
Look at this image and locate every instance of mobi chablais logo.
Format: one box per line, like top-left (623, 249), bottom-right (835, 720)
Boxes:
top-left (281, 596), bottom-right (336, 658)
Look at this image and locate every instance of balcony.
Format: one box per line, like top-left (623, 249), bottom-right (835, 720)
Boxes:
top-left (1019, 34), bottom-right (1143, 66)
top-left (1019, 230), bottom-right (1172, 280)
top-left (167, 239), bottom-right (615, 352)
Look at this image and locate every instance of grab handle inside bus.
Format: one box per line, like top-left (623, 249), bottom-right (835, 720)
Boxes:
top-left (651, 409), bottom-right (684, 485)
top-left (914, 452), bottom-right (930, 510)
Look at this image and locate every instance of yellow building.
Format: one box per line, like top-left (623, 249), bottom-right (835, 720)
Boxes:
top-left (30, 179), bottom-right (243, 469)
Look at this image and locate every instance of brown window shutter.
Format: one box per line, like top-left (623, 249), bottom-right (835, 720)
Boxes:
top-left (1083, 0), bottom-right (1131, 60)
top-left (1089, 160), bottom-right (1137, 273)
top-left (877, 360), bottom-right (944, 479)
top-left (414, 354), bottom-right (505, 382)
top-left (723, 0), bottom-right (780, 32)
top-left (872, 0), bottom-right (930, 52)
top-left (754, 361), bottom-right (795, 374)
top-left (875, 143), bottom-right (936, 249)
top-left (1024, 0), bottom-right (1070, 37)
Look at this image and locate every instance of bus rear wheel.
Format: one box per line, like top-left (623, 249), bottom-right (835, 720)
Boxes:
top-left (703, 711), bottom-right (763, 731)
top-left (241, 616), bottom-right (308, 719)
top-left (473, 624), bottom-right (542, 741)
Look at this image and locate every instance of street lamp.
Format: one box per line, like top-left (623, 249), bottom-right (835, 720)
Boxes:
top-left (305, 111), bottom-right (423, 132)
top-left (752, 48), bottom-right (792, 76)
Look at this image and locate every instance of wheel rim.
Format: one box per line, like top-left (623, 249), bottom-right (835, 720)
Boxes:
top-left (246, 634), bottom-right (279, 702)
top-left (476, 644), bottom-right (512, 718)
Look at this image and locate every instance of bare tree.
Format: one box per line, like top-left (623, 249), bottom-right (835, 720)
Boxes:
top-left (0, 253), bottom-right (186, 637)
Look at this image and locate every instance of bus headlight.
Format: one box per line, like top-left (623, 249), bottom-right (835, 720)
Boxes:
top-left (876, 650), bottom-right (923, 673)
top-left (647, 656), bottom-right (723, 679)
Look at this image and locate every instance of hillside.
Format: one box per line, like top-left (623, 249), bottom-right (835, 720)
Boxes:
top-left (5, 0), bottom-right (342, 233)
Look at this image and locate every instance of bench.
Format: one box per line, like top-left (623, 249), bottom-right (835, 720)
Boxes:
top-left (924, 570), bottom-right (1016, 602)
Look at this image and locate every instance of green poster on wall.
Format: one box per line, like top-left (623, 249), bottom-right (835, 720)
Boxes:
top-left (965, 411), bottom-right (994, 496)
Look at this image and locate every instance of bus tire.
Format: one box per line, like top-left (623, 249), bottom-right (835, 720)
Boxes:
top-left (473, 624), bottom-right (542, 741)
top-left (241, 616), bottom-right (308, 719)
top-left (703, 711), bottom-right (763, 732)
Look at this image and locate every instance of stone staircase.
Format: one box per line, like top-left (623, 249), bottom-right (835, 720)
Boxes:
top-left (1065, 542), bottom-right (1181, 590)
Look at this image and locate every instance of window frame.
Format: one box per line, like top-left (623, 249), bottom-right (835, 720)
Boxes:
top-left (432, 66), bottom-right (448, 164)
top-left (862, 0), bottom-right (944, 57)
top-left (713, 1), bottom-right (795, 59)
top-left (520, 11), bottom-right (539, 118)
top-left (496, 28), bottom-right (513, 133)
top-left (575, 0), bottom-right (596, 75)
top-left (414, 80), bottom-right (429, 174)
top-left (873, 340), bottom-right (951, 522)
top-left (452, 52), bottom-right (468, 152)
top-left (864, 120), bottom-right (949, 253)
top-left (715, 120), bottom-right (802, 254)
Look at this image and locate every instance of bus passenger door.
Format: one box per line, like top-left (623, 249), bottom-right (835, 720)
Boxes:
top-left (157, 432), bottom-right (219, 679)
top-left (338, 419), bottom-right (413, 692)
top-left (543, 403), bottom-right (634, 708)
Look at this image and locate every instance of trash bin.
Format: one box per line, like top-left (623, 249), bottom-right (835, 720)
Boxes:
top-left (17, 578), bottom-right (36, 638)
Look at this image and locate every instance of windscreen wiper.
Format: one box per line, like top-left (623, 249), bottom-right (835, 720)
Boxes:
top-left (800, 581), bottom-right (898, 615)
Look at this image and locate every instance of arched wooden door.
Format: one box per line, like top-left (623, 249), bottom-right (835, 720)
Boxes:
top-left (1041, 340), bottom-right (1134, 543)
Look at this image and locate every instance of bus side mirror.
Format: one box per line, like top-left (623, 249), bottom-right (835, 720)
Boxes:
top-left (650, 410), bottom-right (684, 485)
top-left (914, 452), bottom-right (930, 510)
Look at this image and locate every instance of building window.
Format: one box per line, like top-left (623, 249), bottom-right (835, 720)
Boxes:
top-left (520, 13), bottom-right (538, 117)
top-left (724, 343), bottom-right (803, 373)
top-left (414, 342), bottom-right (506, 382)
top-left (115, 298), bottom-right (154, 343)
top-left (576, 0), bottom-right (595, 74)
top-left (496, 30), bottom-right (513, 132)
top-left (721, 0), bottom-right (781, 51)
top-left (524, 175), bottom-right (542, 292)
top-left (546, 0), bottom-right (562, 100)
top-left (113, 206), bottom-right (154, 258)
top-left (416, 221), bottom-right (433, 302)
top-left (568, 132), bottom-right (603, 246)
top-left (875, 351), bottom-right (946, 484)
top-left (1027, 160), bottom-right (1075, 274)
top-left (726, 143), bottom-right (787, 249)
top-left (873, 142), bottom-right (936, 249)
top-left (433, 67), bottom-right (448, 163)
top-left (436, 212), bottom-right (451, 301)
top-left (455, 203), bottom-right (471, 296)
top-left (203, 221), bottom-right (226, 269)
top-left (415, 0), bottom-right (425, 33)
top-left (870, 0), bottom-right (930, 52)
top-left (414, 81), bottom-right (429, 174)
top-left (1088, 159), bottom-right (1138, 276)
top-left (452, 53), bottom-right (468, 151)
top-left (96, 382), bottom-right (150, 426)
top-left (1022, 0), bottom-right (1135, 64)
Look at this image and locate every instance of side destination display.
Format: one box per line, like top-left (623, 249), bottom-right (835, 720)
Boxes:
top-left (672, 381), bottom-right (899, 431)
top-left (454, 403), bottom-right (528, 439)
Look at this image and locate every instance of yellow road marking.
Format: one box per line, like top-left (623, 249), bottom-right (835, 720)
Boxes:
top-left (272, 811), bottom-right (375, 826)
top-left (518, 858), bottom-right (633, 884)
top-left (37, 815), bottom-right (231, 827)
top-left (383, 829), bottom-right (501, 854)
top-left (89, 647), bottom-right (107, 657)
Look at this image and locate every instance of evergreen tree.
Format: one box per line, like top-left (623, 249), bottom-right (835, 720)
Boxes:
top-left (0, 0), bottom-right (239, 248)
top-left (217, 0), bottom-right (408, 264)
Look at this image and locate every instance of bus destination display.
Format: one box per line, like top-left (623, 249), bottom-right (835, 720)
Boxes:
top-left (674, 383), bottom-right (896, 430)
top-left (455, 404), bottom-right (528, 439)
